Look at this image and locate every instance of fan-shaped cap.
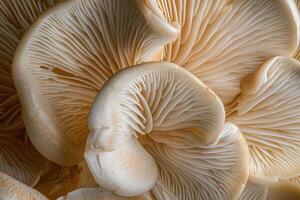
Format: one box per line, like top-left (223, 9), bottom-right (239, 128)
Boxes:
top-left (239, 177), bottom-right (300, 200)
top-left (0, 171), bottom-right (48, 200)
top-left (138, 0), bottom-right (300, 105)
top-left (0, 136), bottom-right (46, 186)
top-left (0, 0), bottom-right (63, 133)
top-left (85, 62), bottom-right (248, 199)
top-left (12, 0), bottom-right (180, 166)
top-left (0, 0), bottom-right (63, 188)
top-left (228, 56), bottom-right (300, 181)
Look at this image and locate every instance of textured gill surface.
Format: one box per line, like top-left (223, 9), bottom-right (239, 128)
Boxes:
top-left (85, 64), bottom-right (247, 199)
top-left (0, 0), bottom-right (62, 185)
top-left (144, 123), bottom-right (248, 200)
top-left (0, 136), bottom-right (45, 186)
top-left (0, 171), bottom-right (48, 200)
top-left (228, 57), bottom-right (300, 180)
top-left (238, 179), bottom-right (268, 200)
top-left (119, 68), bottom-right (221, 140)
top-left (239, 178), bottom-right (300, 200)
top-left (294, 0), bottom-right (300, 60)
top-left (17, 0), bottom-right (172, 153)
top-left (149, 0), bottom-right (298, 104)
top-left (0, 0), bottom-right (62, 133)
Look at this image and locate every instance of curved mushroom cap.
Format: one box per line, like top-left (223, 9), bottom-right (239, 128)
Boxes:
top-left (0, 0), bottom-right (63, 186)
top-left (0, 171), bottom-right (48, 200)
top-left (239, 177), bottom-right (300, 200)
top-left (12, 0), bottom-right (179, 166)
top-left (228, 56), bottom-right (300, 180)
top-left (0, 0), bottom-right (63, 133)
top-left (138, 0), bottom-right (299, 105)
top-left (85, 62), bottom-right (248, 199)
top-left (0, 136), bottom-right (46, 186)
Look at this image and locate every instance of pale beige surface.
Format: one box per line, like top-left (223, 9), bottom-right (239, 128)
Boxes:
top-left (85, 62), bottom-right (248, 200)
top-left (239, 176), bottom-right (300, 200)
top-left (228, 57), bottom-right (300, 182)
top-left (12, 0), bottom-right (178, 166)
top-left (139, 0), bottom-right (299, 105)
top-left (0, 0), bottom-right (64, 187)
top-left (0, 171), bottom-right (48, 200)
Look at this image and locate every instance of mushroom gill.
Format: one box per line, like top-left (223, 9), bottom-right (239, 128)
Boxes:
top-left (0, 171), bottom-right (48, 200)
top-left (228, 56), bottom-right (300, 182)
top-left (12, 0), bottom-right (179, 166)
top-left (138, 0), bottom-right (299, 105)
top-left (85, 62), bottom-right (249, 199)
top-left (239, 177), bottom-right (300, 200)
top-left (0, 0), bottom-right (63, 186)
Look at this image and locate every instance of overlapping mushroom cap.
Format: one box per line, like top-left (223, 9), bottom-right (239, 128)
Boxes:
top-left (0, 171), bottom-right (48, 200)
top-left (138, 0), bottom-right (299, 105)
top-left (85, 62), bottom-right (248, 199)
top-left (13, 0), bottom-right (179, 166)
top-left (0, 0), bottom-right (64, 186)
top-left (5, 0), bottom-right (300, 199)
top-left (228, 57), bottom-right (300, 182)
top-left (239, 177), bottom-right (300, 200)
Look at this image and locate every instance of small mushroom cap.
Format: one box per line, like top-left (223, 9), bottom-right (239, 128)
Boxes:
top-left (85, 62), bottom-right (248, 199)
top-left (138, 0), bottom-right (300, 105)
top-left (0, 171), bottom-right (48, 200)
top-left (228, 56), bottom-right (300, 180)
top-left (85, 62), bottom-right (225, 197)
top-left (12, 0), bottom-right (180, 166)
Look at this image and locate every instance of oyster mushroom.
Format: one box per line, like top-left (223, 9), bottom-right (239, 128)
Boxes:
top-left (0, 0), bottom-right (63, 185)
top-left (85, 62), bottom-right (249, 199)
top-left (12, 0), bottom-right (179, 166)
top-left (138, 0), bottom-right (299, 105)
top-left (0, 171), bottom-right (48, 200)
top-left (239, 177), bottom-right (300, 200)
top-left (228, 56), bottom-right (300, 183)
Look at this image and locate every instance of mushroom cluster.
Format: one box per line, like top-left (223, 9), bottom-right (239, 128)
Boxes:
top-left (1, 0), bottom-right (300, 199)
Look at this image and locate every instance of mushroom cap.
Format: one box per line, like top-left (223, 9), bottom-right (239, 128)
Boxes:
top-left (138, 0), bottom-right (300, 105)
top-left (239, 177), bottom-right (300, 200)
top-left (85, 62), bottom-right (248, 199)
top-left (228, 56), bottom-right (300, 181)
top-left (0, 0), bottom-right (64, 186)
top-left (12, 0), bottom-right (178, 166)
top-left (0, 171), bottom-right (48, 200)
top-left (0, 136), bottom-right (46, 186)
